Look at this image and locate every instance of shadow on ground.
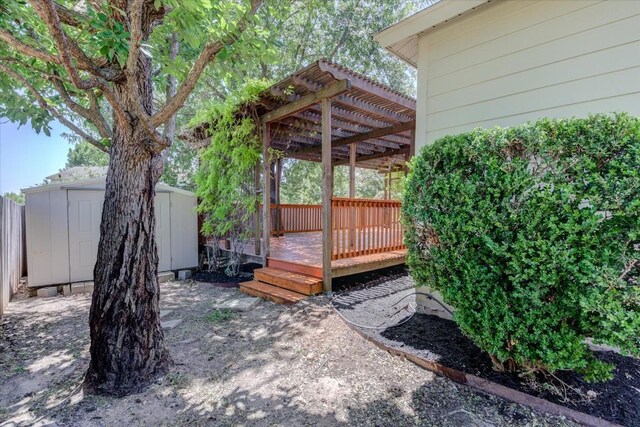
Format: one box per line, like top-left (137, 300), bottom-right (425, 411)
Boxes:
top-left (0, 281), bottom-right (575, 427)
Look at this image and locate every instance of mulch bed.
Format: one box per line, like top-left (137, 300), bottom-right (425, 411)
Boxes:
top-left (191, 263), bottom-right (262, 286)
top-left (334, 273), bottom-right (640, 427)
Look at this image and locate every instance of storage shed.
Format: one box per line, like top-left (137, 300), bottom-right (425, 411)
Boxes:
top-left (23, 177), bottom-right (198, 287)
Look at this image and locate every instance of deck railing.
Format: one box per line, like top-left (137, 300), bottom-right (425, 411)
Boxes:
top-left (270, 204), bottom-right (322, 235)
top-left (258, 199), bottom-right (405, 260)
top-left (331, 198), bottom-right (405, 260)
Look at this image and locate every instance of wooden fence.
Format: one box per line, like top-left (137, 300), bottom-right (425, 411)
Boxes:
top-left (0, 196), bottom-right (26, 317)
top-left (331, 198), bottom-right (405, 260)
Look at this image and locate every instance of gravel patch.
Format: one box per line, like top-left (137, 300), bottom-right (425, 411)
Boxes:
top-left (331, 276), bottom-right (415, 329)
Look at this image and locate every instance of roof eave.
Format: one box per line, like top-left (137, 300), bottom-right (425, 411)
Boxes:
top-left (374, 0), bottom-right (492, 63)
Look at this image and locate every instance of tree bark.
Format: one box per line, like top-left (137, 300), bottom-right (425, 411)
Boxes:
top-left (85, 49), bottom-right (169, 396)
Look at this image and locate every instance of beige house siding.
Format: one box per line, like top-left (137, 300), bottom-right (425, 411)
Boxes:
top-left (416, 0), bottom-right (640, 149)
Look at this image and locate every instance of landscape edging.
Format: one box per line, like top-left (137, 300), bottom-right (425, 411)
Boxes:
top-left (340, 317), bottom-right (622, 427)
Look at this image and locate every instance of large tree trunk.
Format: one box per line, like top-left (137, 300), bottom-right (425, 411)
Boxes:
top-left (85, 126), bottom-right (169, 396)
top-left (85, 55), bottom-right (170, 396)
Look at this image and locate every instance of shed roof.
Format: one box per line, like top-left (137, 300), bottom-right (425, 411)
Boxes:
top-left (22, 176), bottom-right (194, 196)
top-left (187, 60), bottom-right (417, 171)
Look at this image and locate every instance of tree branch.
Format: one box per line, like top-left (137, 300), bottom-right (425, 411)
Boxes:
top-left (0, 56), bottom-right (66, 82)
top-left (1, 55), bottom-right (112, 140)
top-left (0, 62), bottom-right (108, 153)
top-left (0, 28), bottom-right (60, 63)
top-left (115, 0), bottom-right (172, 153)
top-left (28, 0), bottom-right (128, 126)
top-left (86, 89), bottom-right (111, 138)
top-left (163, 32), bottom-right (179, 142)
top-left (30, 0), bottom-right (100, 90)
top-left (150, 0), bottom-right (263, 127)
top-left (125, 0), bottom-right (145, 75)
top-left (54, 2), bottom-right (85, 27)
top-left (51, 78), bottom-right (112, 139)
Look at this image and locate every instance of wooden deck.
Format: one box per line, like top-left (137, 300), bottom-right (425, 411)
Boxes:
top-left (221, 231), bottom-right (407, 279)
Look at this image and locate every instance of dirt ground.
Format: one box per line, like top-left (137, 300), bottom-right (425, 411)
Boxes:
top-left (0, 281), bottom-right (576, 427)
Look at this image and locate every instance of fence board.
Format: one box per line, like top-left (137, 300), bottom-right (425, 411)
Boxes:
top-left (1, 196), bottom-right (26, 317)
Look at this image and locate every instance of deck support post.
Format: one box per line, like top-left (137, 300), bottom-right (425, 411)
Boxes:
top-left (254, 161), bottom-right (261, 256)
top-left (321, 98), bottom-right (333, 294)
top-left (262, 123), bottom-right (271, 266)
top-left (349, 143), bottom-right (356, 250)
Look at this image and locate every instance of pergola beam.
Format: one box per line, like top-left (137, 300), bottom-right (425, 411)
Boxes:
top-left (276, 120), bottom-right (386, 154)
top-left (292, 120), bottom-right (415, 156)
top-left (260, 79), bottom-right (352, 124)
top-left (291, 74), bottom-right (413, 131)
top-left (334, 95), bottom-right (413, 124)
top-left (333, 146), bottom-right (410, 166)
top-left (294, 110), bottom-right (410, 146)
top-left (318, 61), bottom-right (416, 111)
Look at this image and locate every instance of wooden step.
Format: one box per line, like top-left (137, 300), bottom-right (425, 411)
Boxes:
top-left (267, 258), bottom-right (323, 279)
top-left (254, 267), bottom-right (323, 295)
top-left (239, 280), bottom-right (307, 305)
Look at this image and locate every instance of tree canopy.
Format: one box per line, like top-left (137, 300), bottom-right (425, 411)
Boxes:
top-left (65, 141), bottom-right (110, 168)
top-left (0, 0), bottom-right (276, 152)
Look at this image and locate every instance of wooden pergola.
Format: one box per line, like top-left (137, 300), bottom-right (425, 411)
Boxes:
top-left (186, 60), bottom-right (416, 297)
top-left (253, 60), bottom-right (416, 293)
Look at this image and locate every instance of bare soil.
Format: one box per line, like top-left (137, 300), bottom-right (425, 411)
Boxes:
top-left (1, 281), bottom-right (576, 426)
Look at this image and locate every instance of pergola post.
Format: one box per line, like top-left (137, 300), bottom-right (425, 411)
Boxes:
top-left (349, 143), bottom-right (356, 250)
top-left (321, 98), bottom-right (333, 294)
top-left (262, 123), bottom-right (271, 266)
top-left (274, 157), bottom-right (283, 236)
top-left (349, 143), bottom-right (356, 198)
top-left (405, 128), bottom-right (416, 176)
top-left (254, 161), bottom-right (261, 256)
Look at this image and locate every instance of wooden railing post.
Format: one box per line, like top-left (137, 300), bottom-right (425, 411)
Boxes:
top-left (349, 143), bottom-right (356, 250)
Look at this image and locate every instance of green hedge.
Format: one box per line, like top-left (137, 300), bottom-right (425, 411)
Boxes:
top-left (403, 114), bottom-right (640, 381)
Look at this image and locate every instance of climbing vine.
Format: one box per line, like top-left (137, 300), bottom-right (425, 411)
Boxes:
top-left (193, 80), bottom-right (271, 276)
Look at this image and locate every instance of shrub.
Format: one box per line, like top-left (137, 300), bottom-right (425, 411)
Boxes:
top-left (403, 114), bottom-right (640, 382)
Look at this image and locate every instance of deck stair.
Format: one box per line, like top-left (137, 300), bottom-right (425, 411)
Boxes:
top-left (240, 267), bottom-right (323, 304)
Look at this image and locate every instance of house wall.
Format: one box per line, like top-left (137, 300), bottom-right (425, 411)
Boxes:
top-left (415, 0), bottom-right (640, 149)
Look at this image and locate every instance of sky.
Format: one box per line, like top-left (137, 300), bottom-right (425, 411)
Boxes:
top-left (0, 119), bottom-right (72, 194)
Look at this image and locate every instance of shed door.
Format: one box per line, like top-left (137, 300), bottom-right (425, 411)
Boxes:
top-left (68, 190), bottom-right (172, 282)
top-left (155, 193), bottom-right (171, 271)
top-left (68, 190), bottom-right (103, 282)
